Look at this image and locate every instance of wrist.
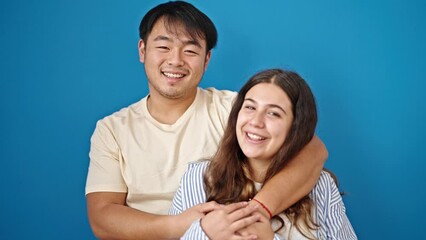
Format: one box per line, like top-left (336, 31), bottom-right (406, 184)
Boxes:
top-left (250, 198), bottom-right (273, 219)
top-left (164, 214), bottom-right (187, 238)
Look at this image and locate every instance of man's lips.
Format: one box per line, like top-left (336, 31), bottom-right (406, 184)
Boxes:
top-left (162, 71), bottom-right (185, 78)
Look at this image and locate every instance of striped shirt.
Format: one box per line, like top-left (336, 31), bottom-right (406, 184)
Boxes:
top-left (169, 161), bottom-right (357, 240)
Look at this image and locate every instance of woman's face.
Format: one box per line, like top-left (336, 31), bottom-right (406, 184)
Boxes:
top-left (236, 83), bottom-right (294, 165)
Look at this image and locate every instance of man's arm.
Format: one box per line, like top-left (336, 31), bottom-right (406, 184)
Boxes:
top-left (87, 192), bottom-right (224, 240)
top-left (87, 192), bottom-right (177, 239)
top-left (252, 135), bottom-right (328, 215)
top-left (86, 120), bottom-right (194, 239)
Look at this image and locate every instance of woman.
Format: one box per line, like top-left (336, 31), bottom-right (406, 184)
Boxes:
top-left (170, 69), bottom-right (357, 239)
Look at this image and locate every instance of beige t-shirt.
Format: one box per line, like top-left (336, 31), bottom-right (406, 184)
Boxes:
top-left (85, 88), bottom-right (236, 214)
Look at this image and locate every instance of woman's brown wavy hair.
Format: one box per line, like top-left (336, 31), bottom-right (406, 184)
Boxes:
top-left (204, 69), bottom-right (320, 238)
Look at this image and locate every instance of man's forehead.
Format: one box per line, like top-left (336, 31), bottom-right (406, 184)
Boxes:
top-left (150, 18), bottom-right (205, 44)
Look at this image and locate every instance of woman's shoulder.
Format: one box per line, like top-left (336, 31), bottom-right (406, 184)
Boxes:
top-left (187, 160), bottom-right (210, 171)
top-left (312, 170), bottom-right (342, 205)
top-left (182, 160), bottom-right (210, 180)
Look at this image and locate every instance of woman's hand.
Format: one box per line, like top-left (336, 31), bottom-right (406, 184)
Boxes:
top-left (237, 213), bottom-right (274, 240)
top-left (201, 202), bottom-right (261, 240)
top-left (174, 201), bottom-right (222, 237)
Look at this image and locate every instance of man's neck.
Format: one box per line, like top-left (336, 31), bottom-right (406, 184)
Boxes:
top-left (147, 90), bottom-right (197, 125)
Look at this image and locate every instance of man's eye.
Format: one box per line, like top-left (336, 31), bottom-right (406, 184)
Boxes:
top-left (185, 50), bottom-right (198, 55)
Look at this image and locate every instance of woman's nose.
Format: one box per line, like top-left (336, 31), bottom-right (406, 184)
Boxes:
top-left (249, 112), bottom-right (265, 128)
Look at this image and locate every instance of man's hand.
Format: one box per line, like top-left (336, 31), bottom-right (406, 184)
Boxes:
top-left (201, 202), bottom-right (261, 240)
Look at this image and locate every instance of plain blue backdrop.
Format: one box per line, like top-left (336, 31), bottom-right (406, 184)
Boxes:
top-left (1, 0), bottom-right (425, 239)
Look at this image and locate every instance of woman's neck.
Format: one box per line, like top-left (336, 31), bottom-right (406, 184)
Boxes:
top-left (247, 158), bottom-right (270, 183)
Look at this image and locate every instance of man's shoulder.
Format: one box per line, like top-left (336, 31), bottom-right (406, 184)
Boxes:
top-left (197, 87), bottom-right (237, 110)
top-left (98, 97), bottom-right (147, 124)
top-left (199, 87), bottom-right (237, 99)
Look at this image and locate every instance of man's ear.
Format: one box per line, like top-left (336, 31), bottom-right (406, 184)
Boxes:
top-left (138, 39), bottom-right (146, 63)
top-left (204, 50), bottom-right (212, 71)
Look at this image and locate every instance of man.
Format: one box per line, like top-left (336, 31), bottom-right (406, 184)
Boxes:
top-left (86, 1), bottom-right (327, 239)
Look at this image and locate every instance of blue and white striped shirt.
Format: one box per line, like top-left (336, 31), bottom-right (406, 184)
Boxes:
top-left (169, 161), bottom-right (357, 239)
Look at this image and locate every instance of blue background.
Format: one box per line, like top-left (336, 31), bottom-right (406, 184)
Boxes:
top-left (1, 0), bottom-right (425, 239)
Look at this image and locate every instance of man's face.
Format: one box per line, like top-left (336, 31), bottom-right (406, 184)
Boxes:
top-left (138, 18), bottom-right (211, 100)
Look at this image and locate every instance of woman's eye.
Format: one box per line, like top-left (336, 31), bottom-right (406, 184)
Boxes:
top-left (268, 112), bottom-right (280, 117)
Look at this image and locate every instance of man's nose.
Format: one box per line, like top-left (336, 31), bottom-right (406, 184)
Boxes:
top-left (167, 50), bottom-right (184, 66)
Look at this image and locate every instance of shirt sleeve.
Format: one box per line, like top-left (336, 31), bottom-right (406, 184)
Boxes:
top-left (314, 171), bottom-right (358, 240)
top-left (273, 233), bottom-right (283, 240)
top-left (168, 162), bottom-right (211, 239)
top-left (326, 201), bottom-right (358, 239)
top-left (85, 120), bottom-right (127, 195)
top-left (169, 171), bottom-right (184, 215)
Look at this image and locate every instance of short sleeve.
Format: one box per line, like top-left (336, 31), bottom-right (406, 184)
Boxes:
top-left (169, 175), bottom-right (184, 215)
top-left (314, 171), bottom-right (357, 239)
top-left (85, 120), bottom-right (127, 195)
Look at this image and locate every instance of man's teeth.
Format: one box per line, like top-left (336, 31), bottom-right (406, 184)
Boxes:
top-left (163, 72), bottom-right (184, 78)
top-left (247, 133), bottom-right (265, 140)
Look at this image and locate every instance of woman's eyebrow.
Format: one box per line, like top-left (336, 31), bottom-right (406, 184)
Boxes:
top-left (244, 98), bottom-right (287, 114)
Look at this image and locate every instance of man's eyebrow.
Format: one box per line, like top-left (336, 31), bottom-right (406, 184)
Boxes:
top-left (153, 35), bottom-right (171, 42)
top-left (185, 39), bottom-right (201, 48)
top-left (153, 35), bottom-right (201, 48)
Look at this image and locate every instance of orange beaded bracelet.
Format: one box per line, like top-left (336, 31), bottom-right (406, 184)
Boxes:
top-left (251, 198), bottom-right (273, 219)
